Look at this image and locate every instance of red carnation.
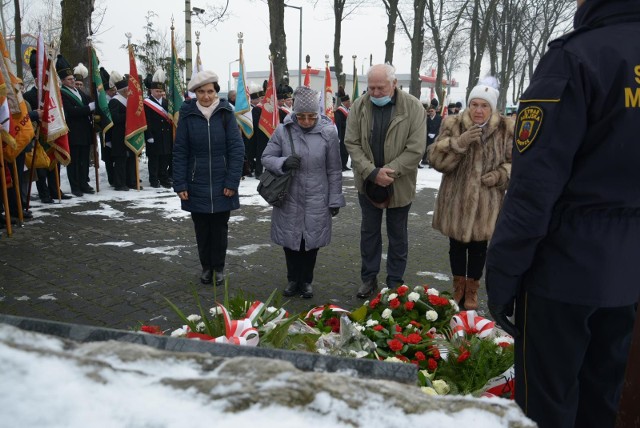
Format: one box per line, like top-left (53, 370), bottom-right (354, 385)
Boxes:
top-left (414, 351), bottom-right (426, 361)
top-left (428, 358), bottom-right (438, 371)
top-left (373, 325), bottom-right (384, 331)
top-left (394, 333), bottom-right (407, 343)
top-left (407, 333), bottom-right (422, 344)
top-left (369, 298), bottom-right (380, 309)
top-left (397, 285), bottom-right (409, 296)
top-left (395, 325), bottom-right (402, 332)
top-left (457, 350), bottom-right (471, 363)
top-left (404, 301), bottom-right (415, 311)
top-left (389, 298), bottom-right (400, 309)
top-left (430, 347), bottom-right (441, 360)
top-left (428, 295), bottom-right (449, 306)
top-left (410, 321), bottom-right (422, 328)
top-left (326, 317), bottom-right (340, 333)
top-left (388, 339), bottom-right (404, 352)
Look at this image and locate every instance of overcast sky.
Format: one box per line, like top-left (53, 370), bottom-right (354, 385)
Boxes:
top-left (93, 0), bottom-right (469, 102)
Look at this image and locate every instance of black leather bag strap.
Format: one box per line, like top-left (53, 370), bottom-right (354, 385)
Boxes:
top-left (286, 126), bottom-right (296, 177)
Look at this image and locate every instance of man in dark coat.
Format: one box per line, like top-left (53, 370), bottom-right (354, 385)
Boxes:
top-left (249, 83), bottom-right (269, 178)
top-left (57, 54), bottom-right (95, 197)
top-left (334, 89), bottom-right (351, 171)
top-left (422, 100), bottom-right (441, 167)
top-left (144, 70), bottom-right (173, 188)
top-left (107, 72), bottom-right (134, 191)
top-left (486, 1), bottom-right (640, 427)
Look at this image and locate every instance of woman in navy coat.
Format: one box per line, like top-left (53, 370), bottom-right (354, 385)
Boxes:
top-left (172, 71), bottom-right (244, 285)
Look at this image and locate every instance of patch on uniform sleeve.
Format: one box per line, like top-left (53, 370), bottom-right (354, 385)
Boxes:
top-left (515, 106), bottom-right (543, 153)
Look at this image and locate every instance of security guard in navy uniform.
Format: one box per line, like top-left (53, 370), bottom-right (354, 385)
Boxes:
top-left (485, 1), bottom-right (640, 427)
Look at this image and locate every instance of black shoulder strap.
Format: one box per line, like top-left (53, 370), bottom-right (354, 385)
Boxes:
top-left (286, 126), bottom-right (296, 155)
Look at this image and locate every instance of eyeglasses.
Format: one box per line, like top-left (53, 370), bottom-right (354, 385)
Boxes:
top-left (295, 114), bottom-right (318, 121)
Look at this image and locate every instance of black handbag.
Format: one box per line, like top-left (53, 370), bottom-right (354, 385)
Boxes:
top-left (257, 128), bottom-right (296, 207)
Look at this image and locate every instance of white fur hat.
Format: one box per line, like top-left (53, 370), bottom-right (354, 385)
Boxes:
top-left (73, 63), bottom-right (88, 80)
top-left (109, 70), bottom-right (127, 90)
top-left (468, 76), bottom-right (499, 111)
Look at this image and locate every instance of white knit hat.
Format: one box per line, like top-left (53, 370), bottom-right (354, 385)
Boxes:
top-left (468, 77), bottom-right (500, 112)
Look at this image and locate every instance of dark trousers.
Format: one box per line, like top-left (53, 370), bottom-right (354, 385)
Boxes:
top-left (113, 153), bottom-right (137, 188)
top-left (101, 144), bottom-right (114, 185)
top-left (284, 239), bottom-right (319, 285)
top-left (449, 238), bottom-right (488, 280)
top-left (358, 193), bottom-right (411, 287)
top-left (67, 145), bottom-right (90, 192)
top-left (191, 211), bottom-right (231, 272)
top-left (254, 139), bottom-right (267, 177)
top-left (514, 292), bottom-right (635, 428)
top-left (339, 140), bottom-right (349, 169)
top-left (147, 153), bottom-right (171, 186)
top-left (35, 166), bottom-right (60, 199)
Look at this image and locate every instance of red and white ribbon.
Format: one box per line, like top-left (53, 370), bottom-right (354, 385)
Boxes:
top-left (305, 304), bottom-right (349, 320)
top-left (450, 310), bottom-right (495, 339)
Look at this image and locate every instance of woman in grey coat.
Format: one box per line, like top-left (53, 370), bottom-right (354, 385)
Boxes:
top-left (262, 86), bottom-right (345, 298)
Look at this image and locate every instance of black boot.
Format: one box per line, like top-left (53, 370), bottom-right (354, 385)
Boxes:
top-left (200, 269), bottom-right (213, 284)
top-left (282, 281), bottom-right (299, 297)
top-left (301, 283), bottom-right (313, 299)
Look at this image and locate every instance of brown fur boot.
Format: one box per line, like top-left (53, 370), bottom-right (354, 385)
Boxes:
top-left (452, 275), bottom-right (466, 304)
top-left (464, 278), bottom-right (480, 310)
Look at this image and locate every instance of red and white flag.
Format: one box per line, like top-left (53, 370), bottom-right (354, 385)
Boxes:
top-left (323, 63), bottom-right (334, 123)
top-left (258, 59), bottom-right (278, 139)
top-left (41, 52), bottom-right (70, 165)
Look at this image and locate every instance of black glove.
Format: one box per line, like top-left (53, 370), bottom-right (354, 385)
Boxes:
top-left (488, 300), bottom-right (519, 338)
top-left (283, 155), bottom-right (301, 171)
top-left (330, 207), bottom-right (339, 217)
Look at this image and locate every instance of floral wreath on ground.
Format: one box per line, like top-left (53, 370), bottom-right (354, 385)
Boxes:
top-left (140, 283), bottom-right (514, 398)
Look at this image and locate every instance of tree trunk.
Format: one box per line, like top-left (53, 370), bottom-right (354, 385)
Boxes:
top-left (268, 0), bottom-right (288, 88)
top-left (409, 0), bottom-right (427, 98)
top-left (59, 0), bottom-right (95, 68)
top-left (333, 0), bottom-right (345, 88)
top-left (13, 0), bottom-right (21, 78)
top-left (383, 0), bottom-right (399, 65)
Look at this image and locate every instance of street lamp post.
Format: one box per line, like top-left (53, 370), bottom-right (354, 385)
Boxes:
top-left (284, 3), bottom-right (302, 88)
top-left (228, 58), bottom-right (239, 92)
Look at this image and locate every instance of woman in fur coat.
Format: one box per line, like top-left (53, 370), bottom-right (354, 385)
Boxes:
top-left (428, 82), bottom-right (514, 310)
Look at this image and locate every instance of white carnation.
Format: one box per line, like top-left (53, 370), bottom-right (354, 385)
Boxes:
top-left (186, 314), bottom-right (201, 322)
top-left (426, 288), bottom-right (439, 296)
top-left (449, 299), bottom-right (460, 312)
top-left (365, 319), bottom-right (379, 327)
top-left (426, 310), bottom-right (438, 321)
top-left (196, 321), bottom-right (206, 332)
top-left (266, 306), bottom-right (277, 313)
top-left (421, 387), bottom-right (438, 396)
top-left (433, 380), bottom-right (450, 395)
top-left (380, 287), bottom-right (389, 294)
top-left (209, 306), bottom-right (222, 316)
top-left (408, 292), bottom-right (420, 302)
top-left (387, 293), bottom-right (398, 301)
top-left (381, 308), bottom-right (393, 319)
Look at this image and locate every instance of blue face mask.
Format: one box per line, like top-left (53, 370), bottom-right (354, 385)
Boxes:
top-left (371, 95), bottom-right (392, 107)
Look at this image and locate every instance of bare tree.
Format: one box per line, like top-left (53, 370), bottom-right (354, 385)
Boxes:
top-left (464, 0), bottom-right (500, 99)
top-left (330, 0), bottom-right (367, 88)
top-left (267, 0), bottom-right (288, 85)
top-left (381, 0), bottom-right (399, 65)
top-left (396, 0), bottom-right (427, 97)
top-left (59, 0), bottom-right (95, 68)
top-left (422, 0), bottom-right (470, 99)
top-left (13, 0), bottom-right (21, 77)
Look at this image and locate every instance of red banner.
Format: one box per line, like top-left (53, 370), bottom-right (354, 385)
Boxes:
top-left (125, 44), bottom-right (147, 154)
top-left (258, 60), bottom-right (278, 139)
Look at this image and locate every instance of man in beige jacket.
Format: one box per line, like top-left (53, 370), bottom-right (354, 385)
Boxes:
top-left (345, 63), bottom-right (426, 298)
